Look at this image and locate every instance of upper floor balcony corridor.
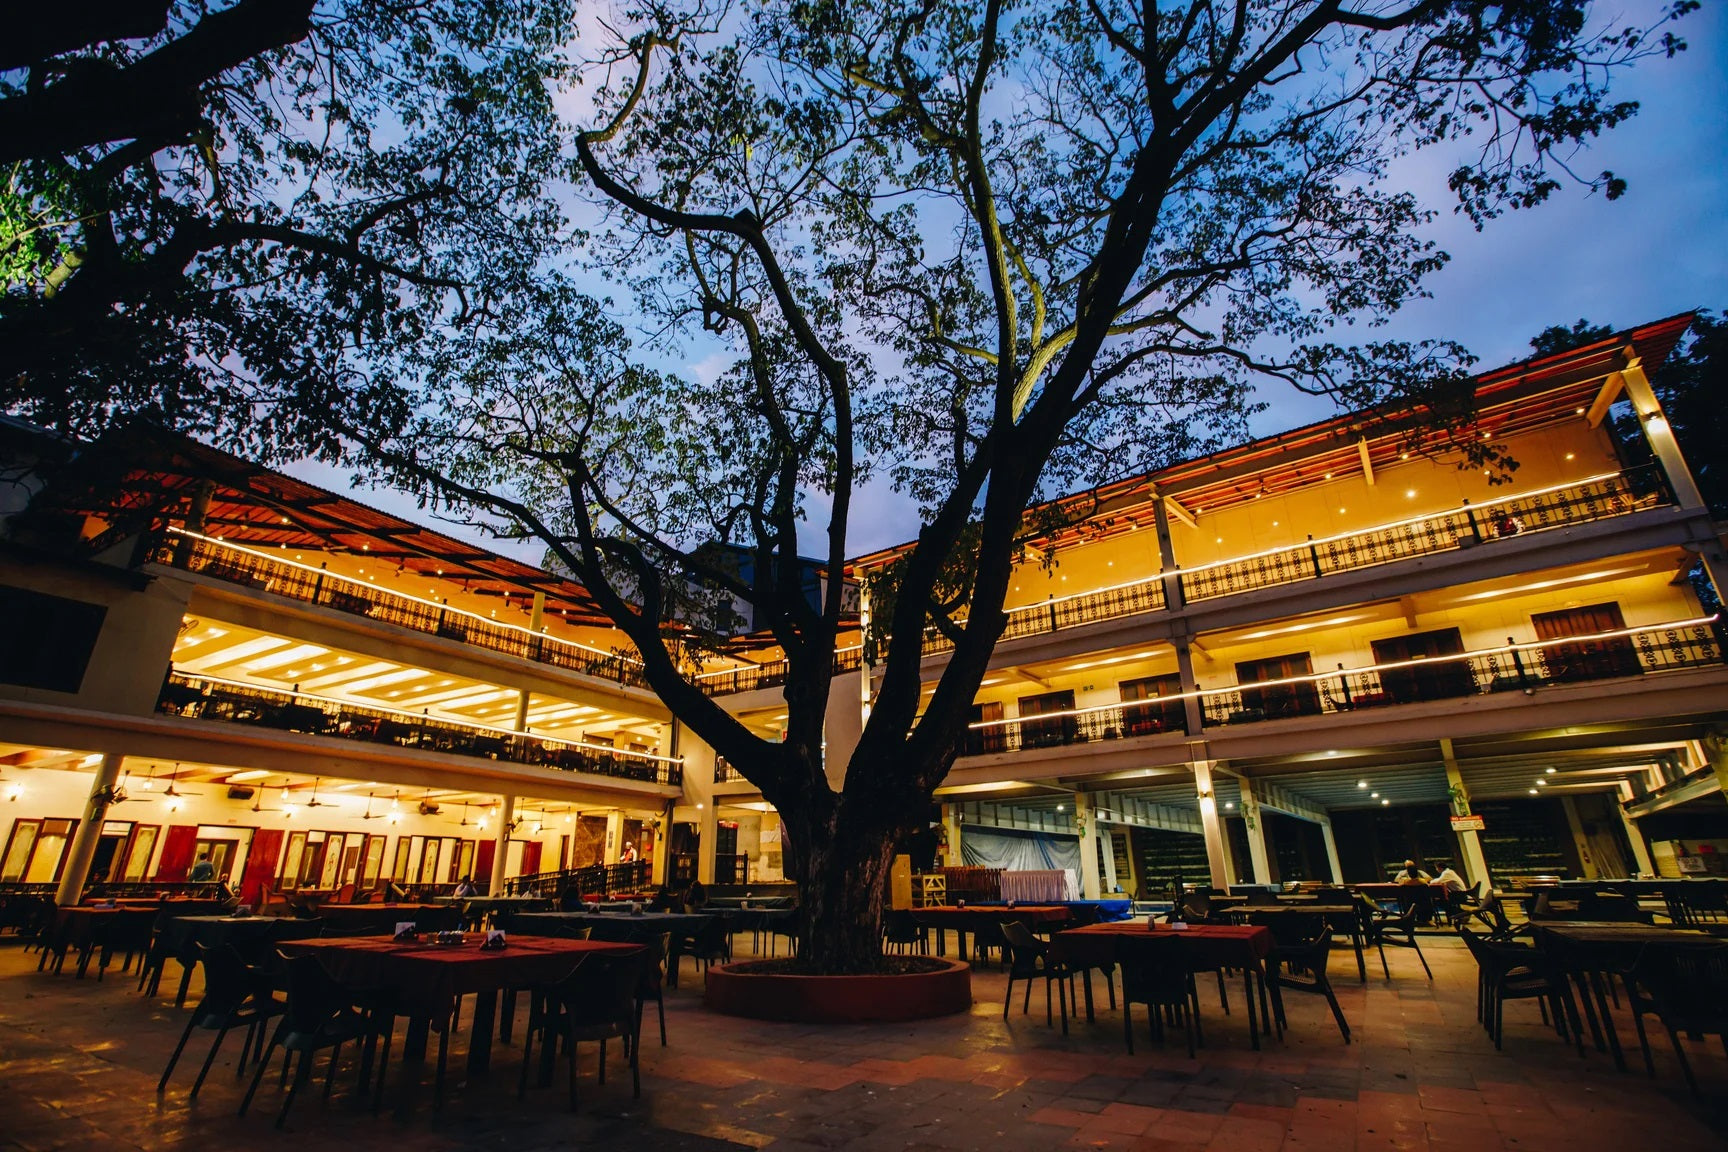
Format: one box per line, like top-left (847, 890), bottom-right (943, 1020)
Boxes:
top-left (156, 670), bottom-right (684, 788)
top-left (923, 465), bottom-right (1676, 658)
top-left (957, 614), bottom-right (1724, 759)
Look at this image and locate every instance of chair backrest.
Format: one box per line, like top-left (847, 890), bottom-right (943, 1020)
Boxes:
top-left (1115, 933), bottom-right (1189, 1003)
top-left (194, 943), bottom-right (258, 1015)
top-left (279, 952), bottom-right (352, 1035)
top-left (553, 953), bottom-right (642, 1035)
top-left (1065, 903), bottom-right (1103, 928)
top-left (1245, 888), bottom-right (1280, 907)
top-left (1255, 911), bottom-right (1325, 948)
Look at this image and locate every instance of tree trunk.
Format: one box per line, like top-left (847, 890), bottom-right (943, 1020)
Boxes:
top-left (783, 806), bottom-right (899, 973)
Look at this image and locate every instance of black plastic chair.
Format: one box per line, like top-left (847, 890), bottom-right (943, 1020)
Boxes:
top-left (1001, 920), bottom-right (1074, 1032)
top-left (1456, 926), bottom-right (1577, 1051)
top-left (1265, 924), bottom-right (1351, 1043)
top-left (1627, 941), bottom-right (1728, 1093)
top-left (239, 952), bottom-right (383, 1128)
top-left (882, 909), bottom-right (928, 955)
top-left (518, 951), bottom-right (643, 1109)
top-left (1116, 933), bottom-right (1199, 1057)
top-left (158, 944), bottom-right (285, 1098)
top-left (684, 916), bottom-right (732, 983)
top-left (1359, 897), bottom-right (1433, 979)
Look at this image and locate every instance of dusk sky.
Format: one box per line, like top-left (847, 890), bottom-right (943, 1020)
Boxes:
top-left (283, 0), bottom-right (1728, 564)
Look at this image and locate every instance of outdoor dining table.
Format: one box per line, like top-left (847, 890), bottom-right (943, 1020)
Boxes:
top-left (1533, 921), bottom-right (1716, 1071)
top-left (1056, 921), bottom-right (1279, 1050)
top-left (445, 895), bottom-right (551, 928)
top-left (163, 914), bottom-right (282, 955)
top-left (280, 934), bottom-right (642, 1079)
top-left (43, 905), bottom-right (156, 978)
top-left (912, 904), bottom-right (1070, 961)
top-left (512, 910), bottom-right (715, 985)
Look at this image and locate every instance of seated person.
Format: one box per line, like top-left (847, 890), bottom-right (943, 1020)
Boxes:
top-left (1395, 859), bottom-right (1432, 885)
top-left (1433, 864), bottom-right (1468, 894)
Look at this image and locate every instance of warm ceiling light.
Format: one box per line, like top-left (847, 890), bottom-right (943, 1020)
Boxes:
top-left (1371, 792), bottom-right (1379, 798)
top-left (1381, 798), bottom-right (1391, 806)
top-left (1528, 788), bottom-right (1539, 795)
top-left (228, 770), bottom-right (269, 782)
top-left (1545, 767), bottom-right (1557, 774)
top-left (1357, 780), bottom-right (1367, 788)
top-left (1405, 489), bottom-right (1416, 498)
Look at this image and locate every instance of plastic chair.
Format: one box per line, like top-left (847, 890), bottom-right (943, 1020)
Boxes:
top-left (518, 951), bottom-right (643, 1109)
top-left (1456, 926), bottom-right (1577, 1051)
top-left (1001, 920), bottom-right (1074, 1032)
top-left (1358, 897), bottom-right (1433, 979)
top-left (158, 944), bottom-right (285, 1098)
top-left (1116, 933), bottom-right (1198, 1057)
top-left (239, 952), bottom-right (384, 1127)
top-left (1627, 941), bottom-right (1728, 1093)
top-left (1265, 924), bottom-right (1351, 1043)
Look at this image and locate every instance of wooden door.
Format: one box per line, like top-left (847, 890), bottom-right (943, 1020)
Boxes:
top-left (153, 824), bottom-right (198, 882)
top-left (966, 701), bottom-right (1006, 755)
top-left (1532, 603), bottom-right (1640, 682)
top-left (1236, 653), bottom-right (1320, 718)
top-left (1371, 628), bottom-right (1471, 703)
top-left (1119, 674), bottom-right (1183, 735)
top-left (239, 828), bottom-right (284, 906)
top-left (1017, 690), bottom-right (1077, 748)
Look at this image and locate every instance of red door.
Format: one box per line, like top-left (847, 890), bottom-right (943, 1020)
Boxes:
top-left (520, 841), bottom-right (542, 876)
top-left (475, 839), bottom-right (496, 884)
top-left (154, 825), bottom-right (198, 881)
top-left (238, 829), bottom-right (284, 905)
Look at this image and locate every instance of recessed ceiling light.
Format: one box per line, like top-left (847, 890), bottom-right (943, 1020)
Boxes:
top-left (1371, 792), bottom-right (1379, 798)
top-left (1381, 798), bottom-right (1390, 806)
top-left (1357, 780), bottom-right (1367, 787)
top-left (1528, 788), bottom-right (1538, 795)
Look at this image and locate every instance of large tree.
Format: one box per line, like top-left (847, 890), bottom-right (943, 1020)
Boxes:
top-left (7, 0), bottom-right (1695, 971)
top-left (0, 0), bottom-right (580, 457)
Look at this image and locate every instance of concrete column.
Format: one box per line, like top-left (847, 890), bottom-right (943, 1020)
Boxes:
top-left (513, 689), bottom-right (530, 733)
top-left (942, 803), bottom-right (964, 867)
top-left (1706, 728), bottom-right (1728, 795)
top-left (1100, 828), bottom-right (1120, 894)
top-left (1153, 493), bottom-right (1185, 610)
top-left (1192, 759), bottom-right (1231, 889)
top-left (1560, 796), bottom-right (1599, 880)
top-left (651, 800), bottom-right (674, 886)
top-left (488, 793), bottom-right (516, 896)
top-left (1075, 793), bottom-right (1102, 899)
top-left (696, 801), bottom-right (718, 885)
top-left (1175, 640), bottom-right (1204, 736)
top-left (55, 753), bottom-right (124, 907)
top-left (1441, 740), bottom-right (1492, 891)
top-left (1622, 362), bottom-right (1728, 601)
top-left (529, 591), bottom-right (546, 631)
top-left (1320, 820), bottom-right (1345, 883)
top-left (1236, 777), bottom-right (1273, 885)
top-left (1617, 782), bottom-right (1656, 877)
top-left (603, 810), bottom-right (624, 865)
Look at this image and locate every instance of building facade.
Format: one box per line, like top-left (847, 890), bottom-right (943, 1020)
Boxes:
top-left (3, 315), bottom-right (1726, 904)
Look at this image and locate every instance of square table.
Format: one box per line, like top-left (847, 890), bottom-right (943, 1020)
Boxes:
top-left (1056, 921), bottom-right (1277, 1050)
top-left (281, 934), bottom-right (642, 1078)
top-left (1224, 904), bottom-right (1368, 982)
top-left (513, 911), bottom-right (715, 985)
top-left (1534, 921), bottom-right (1715, 1070)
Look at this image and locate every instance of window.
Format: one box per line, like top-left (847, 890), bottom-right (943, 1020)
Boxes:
top-left (0, 585), bottom-right (107, 692)
top-left (0, 818), bottom-right (78, 883)
top-left (1119, 674), bottom-right (1184, 735)
top-left (1532, 603), bottom-right (1641, 683)
top-left (1235, 653), bottom-right (1320, 719)
top-left (1371, 628), bottom-right (1473, 703)
top-left (1017, 690), bottom-right (1078, 749)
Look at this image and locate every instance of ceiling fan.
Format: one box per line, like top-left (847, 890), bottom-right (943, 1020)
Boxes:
top-left (359, 792), bottom-right (390, 820)
top-left (302, 777), bottom-right (330, 808)
top-left (449, 800), bottom-right (476, 827)
top-left (250, 786), bottom-right (284, 814)
top-left (157, 763), bottom-right (204, 799)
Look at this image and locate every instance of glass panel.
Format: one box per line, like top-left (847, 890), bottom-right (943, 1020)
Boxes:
top-left (1, 822), bottom-right (39, 883)
top-left (123, 826), bottom-right (158, 881)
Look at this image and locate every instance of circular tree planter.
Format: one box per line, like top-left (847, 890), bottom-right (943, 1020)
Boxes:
top-left (703, 958), bottom-right (972, 1024)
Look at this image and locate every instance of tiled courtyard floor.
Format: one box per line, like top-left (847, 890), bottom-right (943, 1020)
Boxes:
top-left (1, 933), bottom-right (1723, 1151)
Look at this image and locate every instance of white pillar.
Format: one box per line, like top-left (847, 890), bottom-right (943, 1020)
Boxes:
top-left (513, 689), bottom-right (530, 732)
top-left (488, 793), bottom-right (516, 896)
top-left (1617, 782), bottom-right (1656, 878)
top-left (696, 801), bottom-right (718, 884)
top-left (1623, 362), bottom-right (1728, 601)
top-left (1192, 759), bottom-right (1231, 890)
top-left (1442, 741), bottom-right (1492, 891)
top-left (1320, 820), bottom-right (1344, 883)
top-left (942, 803), bottom-right (964, 867)
top-left (603, 810), bottom-right (624, 865)
top-left (1560, 796), bottom-right (1599, 880)
top-left (55, 753), bottom-right (124, 907)
top-left (1075, 793), bottom-right (1102, 900)
top-left (1100, 828), bottom-right (1120, 894)
top-left (1236, 777), bottom-right (1273, 885)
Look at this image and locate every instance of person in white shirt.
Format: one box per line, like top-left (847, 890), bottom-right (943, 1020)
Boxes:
top-left (1433, 865), bottom-right (1468, 894)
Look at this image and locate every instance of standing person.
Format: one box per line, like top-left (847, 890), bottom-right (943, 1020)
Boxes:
top-left (188, 851), bottom-right (215, 882)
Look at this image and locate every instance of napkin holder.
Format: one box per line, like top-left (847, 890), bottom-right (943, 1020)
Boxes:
top-left (393, 921), bottom-right (418, 943)
top-left (1166, 919), bottom-right (1189, 931)
top-left (480, 929), bottom-right (508, 950)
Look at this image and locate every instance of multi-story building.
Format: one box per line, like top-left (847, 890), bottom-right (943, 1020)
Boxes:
top-left (3, 314), bottom-right (1726, 905)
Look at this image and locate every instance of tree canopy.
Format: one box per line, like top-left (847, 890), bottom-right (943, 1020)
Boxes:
top-left (2, 0), bottom-right (1698, 970)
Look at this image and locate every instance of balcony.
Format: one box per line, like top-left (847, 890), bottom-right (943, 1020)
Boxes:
top-left (156, 671), bottom-right (683, 787)
top-left (929, 466), bottom-right (1673, 658)
top-left (714, 756), bottom-right (746, 784)
top-left (693, 645), bottom-right (865, 696)
top-left (959, 616), bottom-right (1723, 757)
top-left (156, 529), bottom-right (650, 688)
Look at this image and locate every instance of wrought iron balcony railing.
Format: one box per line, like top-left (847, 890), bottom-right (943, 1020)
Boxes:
top-left (714, 756), bottom-right (746, 784)
top-left (959, 616), bottom-right (1723, 757)
top-left (157, 671), bottom-right (683, 787)
top-left (931, 466), bottom-right (1673, 658)
top-left (156, 529), bottom-right (649, 690)
top-left (693, 645), bottom-right (865, 697)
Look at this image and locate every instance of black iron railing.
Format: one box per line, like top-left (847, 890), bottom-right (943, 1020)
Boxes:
top-left (960, 619), bottom-right (1723, 756)
top-left (156, 531), bottom-right (649, 689)
top-left (714, 757), bottom-right (746, 784)
top-left (157, 672), bottom-right (683, 787)
top-left (504, 861), bottom-right (651, 898)
top-left (925, 466), bottom-right (1674, 657)
top-left (693, 645), bottom-right (865, 696)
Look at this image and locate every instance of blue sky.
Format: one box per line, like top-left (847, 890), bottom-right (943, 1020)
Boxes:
top-left (284, 0), bottom-right (1728, 562)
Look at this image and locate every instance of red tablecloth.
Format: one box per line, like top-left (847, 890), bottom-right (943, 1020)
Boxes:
top-left (1056, 921), bottom-right (1273, 970)
top-left (281, 934), bottom-right (641, 1026)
